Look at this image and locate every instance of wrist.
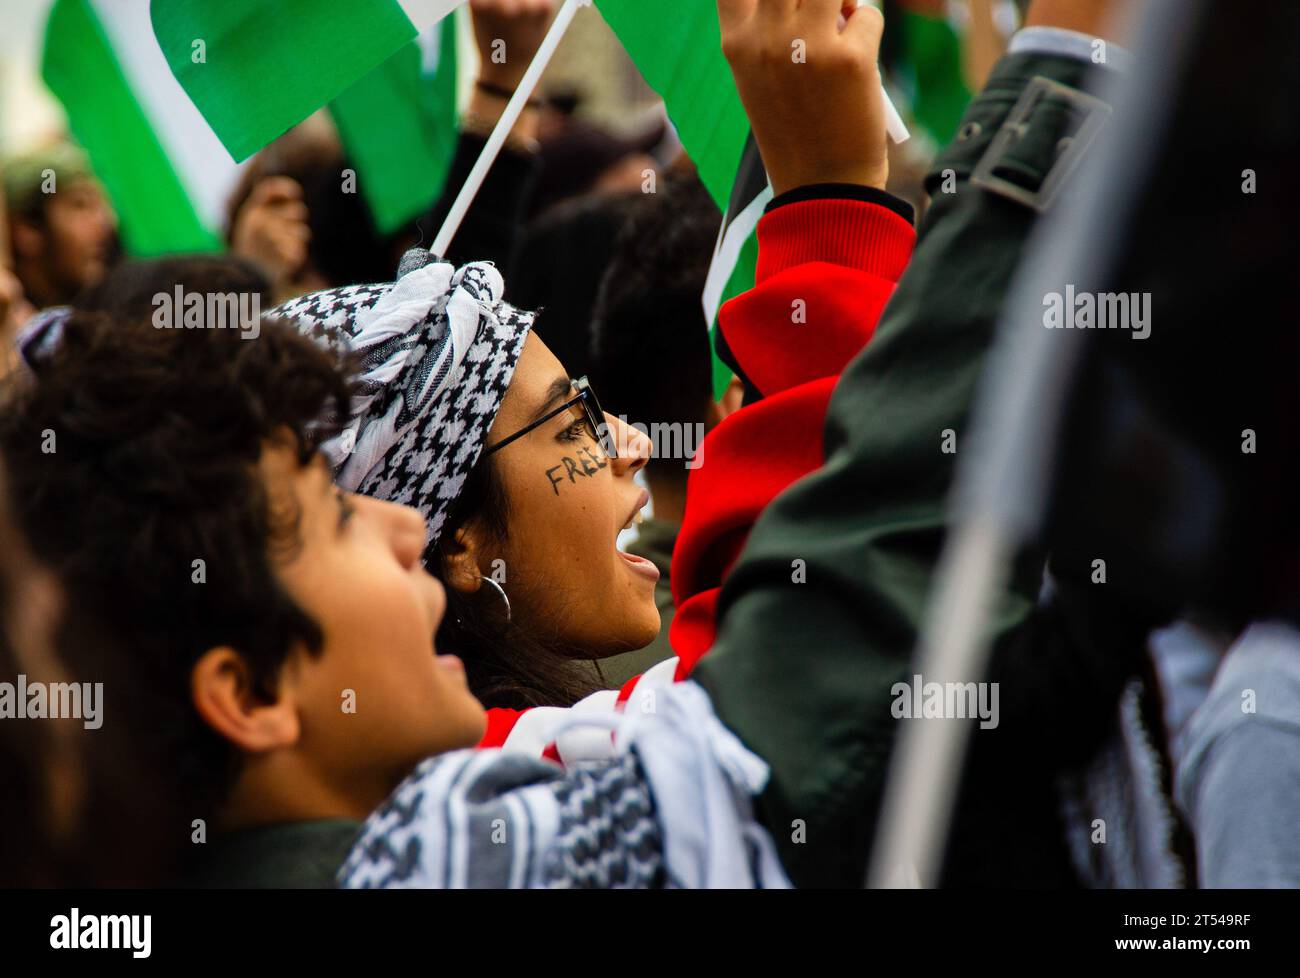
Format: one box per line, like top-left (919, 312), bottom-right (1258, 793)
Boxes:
top-left (476, 65), bottom-right (528, 92)
top-left (475, 78), bottom-right (541, 107)
top-left (463, 91), bottom-right (541, 152)
top-left (768, 163), bottom-right (889, 198)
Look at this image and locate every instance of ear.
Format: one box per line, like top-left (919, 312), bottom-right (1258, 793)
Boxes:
top-left (191, 647), bottom-right (300, 754)
top-left (707, 375), bottom-right (745, 429)
top-left (10, 219), bottom-right (45, 261)
top-left (441, 525), bottom-right (487, 597)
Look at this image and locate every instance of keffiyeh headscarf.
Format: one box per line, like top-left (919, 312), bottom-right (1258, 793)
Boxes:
top-left (274, 249), bottom-right (534, 550)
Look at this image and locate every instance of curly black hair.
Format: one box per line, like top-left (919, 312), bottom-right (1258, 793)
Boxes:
top-left (0, 306), bottom-right (353, 873)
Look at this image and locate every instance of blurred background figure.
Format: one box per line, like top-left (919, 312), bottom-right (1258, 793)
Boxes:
top-left (0, 175), bottom-right (34, 350)
top-left (528, 86), bottom-right (666, 220)
top-left (589, 178), bottom-right (742, 684)
top-left (1, 142), bottom-right (118, 309)
top-left (225, 122), bottom-right (384, 303)
top-left (509, 191), bottom-right (639, 381)
top-left (0, 457), bottom-right (74, 887)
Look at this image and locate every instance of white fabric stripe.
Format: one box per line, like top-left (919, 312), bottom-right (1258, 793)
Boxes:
top-left (520, 781), bottom-right (560, 887)
top-left (448, 749), bottom-right (501, 887)
top-left (1008, 25), bottom-right (1134, 72)
top-left (396, 0), bottom-right (468, 32)
top-left (91, 0), bottom-right (245, 232)
top-left (499, 791), bottom-right (532, 888)
top-left (421, 750), bottom-right (471, 887)
top-left (701, 184), bottom-right (773, 328)
top-left (501, 706), bottom-right (571, 757)
top-left (553, 690), bottom-right (620, 764)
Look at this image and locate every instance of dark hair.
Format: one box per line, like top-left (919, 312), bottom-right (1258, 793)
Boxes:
top-left (0, 457), bottom-right (187, 887)
top-left (74, 254), bottom-right (271, 317)
top-left (591, 178), bottom-right (720, 481)
top-left (429, 456), bottom-right (603, 710)
top-left (0, 309), bottom-right (353, 869)
top-left (509, 191), bottom-right (641, 381)
top-left (0, 464), bottom-right (57, 885)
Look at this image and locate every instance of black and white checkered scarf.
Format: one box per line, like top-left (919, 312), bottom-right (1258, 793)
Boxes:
top-left (274, 250), bottom-right (533, 550)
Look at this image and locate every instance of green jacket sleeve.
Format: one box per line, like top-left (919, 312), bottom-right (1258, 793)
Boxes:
top-left (693, 51), bottom-right (1143, 888)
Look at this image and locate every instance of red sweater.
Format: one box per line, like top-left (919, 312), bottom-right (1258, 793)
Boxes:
top-left (481, 193), bottom-right (916, 750)
top-left (670, 194), bottom-right (916, 675)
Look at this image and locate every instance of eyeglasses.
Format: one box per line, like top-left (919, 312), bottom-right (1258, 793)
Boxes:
top-left (484, 376), bottom-right (618, 458)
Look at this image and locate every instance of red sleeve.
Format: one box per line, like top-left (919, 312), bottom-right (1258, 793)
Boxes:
top-left (670, 196), bottom-right (915, 674)
top-left (476, 706), bottom-right (525, 748)
top-left (720, 197), bottom-right (914, 398)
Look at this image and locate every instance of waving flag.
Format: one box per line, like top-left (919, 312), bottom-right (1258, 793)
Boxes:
top-left (151, 0), bottom-right (465, 163)
top-left (894, 5), bottom-right (972, 146)
top-left (42, 0), bottom-right (241, 255)
top-left (329, 16), bottom-right (461, 234)
top-left (593, 0), bottom-right (761, 400)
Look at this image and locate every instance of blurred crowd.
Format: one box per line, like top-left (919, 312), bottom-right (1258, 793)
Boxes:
top-left (0, 0), bottom-right (1295, 891)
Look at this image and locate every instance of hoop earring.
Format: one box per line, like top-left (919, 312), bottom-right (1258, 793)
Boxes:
top-left (479, 575), bottom-right (512, 623)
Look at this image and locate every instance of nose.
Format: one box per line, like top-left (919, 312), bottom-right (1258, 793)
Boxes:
top-left (361, 496), bottom-right (429, 570)
top-left (606, 413), bottom-right (650, 478)
top-left (92, 199), bottom-right (118, 236)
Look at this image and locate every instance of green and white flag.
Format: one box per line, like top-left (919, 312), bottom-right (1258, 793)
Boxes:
top-left (41, 0), bottom-right (245, 255)
top-left (329, 16), bottom-right (460, 234)
top-left (151, 0), bottom-right (465, 163)
top-left (594, 0), bottom-right (766, 400)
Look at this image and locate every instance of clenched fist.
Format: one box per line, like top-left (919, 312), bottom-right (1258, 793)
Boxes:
top-left (228, 176), bottom-right (311, 290)
top-left (471, 0), bottom-right (559, 91)
top-left (717, 0), bottom-right (889, 195)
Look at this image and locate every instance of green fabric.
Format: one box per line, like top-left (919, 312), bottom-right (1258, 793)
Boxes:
top-left (597, 518), bottom-right (679, 688)
top-left (594, 0), bottom-right (755, 400)
top-left (41, 0), bottom-right (219, 256)
top-left (188, 818), bottom-right (361, 889)
top-left (152, 0), bottom-right (419, 162)
top-left (694, 53), bottom-right (1111, 888)
top-left (898, 10), bottom-right (973, 146)
top-left (593, 0), bottom-right (747, 212)
top-left (330, 17), bottom-right (460, 234)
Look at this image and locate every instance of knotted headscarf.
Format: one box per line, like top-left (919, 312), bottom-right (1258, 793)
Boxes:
top-left (274, 250), bottom-right (533, 549)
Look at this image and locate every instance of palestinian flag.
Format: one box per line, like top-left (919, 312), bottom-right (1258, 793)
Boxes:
top-left (329, 15), bottom-right (461, 234)
top-left (887, 0), bottom-right (974, 146)
top-left (41, 0), bottom-right (244, 255)
top-left (594, 0), bottom-right (764, 400)
top-left (151, 0), bottom-right (465, 163)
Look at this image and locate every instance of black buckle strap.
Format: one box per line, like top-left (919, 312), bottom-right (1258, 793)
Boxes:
top-left (971, 76), bottom-right (1112, 213)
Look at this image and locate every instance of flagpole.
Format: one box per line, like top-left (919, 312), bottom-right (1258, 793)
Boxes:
top-left (431, 0), bottom-right (590, 258)
top-left (855, 0), bottom-right (910, 143)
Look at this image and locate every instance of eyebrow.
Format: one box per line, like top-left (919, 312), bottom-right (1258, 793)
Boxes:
top-left (530, 377), bottom-right (575, 424)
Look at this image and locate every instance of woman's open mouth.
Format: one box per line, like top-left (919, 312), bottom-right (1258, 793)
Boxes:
top-left (616, 489), bottom-right (659, 581)
top-left (618, 549), bottom-right (660, 581)
top-left (620, 488), bottom-right (651, 534)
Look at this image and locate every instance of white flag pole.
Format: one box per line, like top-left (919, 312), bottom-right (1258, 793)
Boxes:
top-left (855, 0), bottom-right (911, 144)
top-left (431, 0), bottom-right (590, 257)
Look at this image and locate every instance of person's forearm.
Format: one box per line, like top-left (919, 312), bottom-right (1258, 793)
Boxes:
top-left (696, 41), bottom-right (1125, 887)
top-left (464, 84), bottom-right (540, 148)
top-left (428, 60), bottom-right (544, 269)
top-left (1024, 0), bottom-right (1133, 39)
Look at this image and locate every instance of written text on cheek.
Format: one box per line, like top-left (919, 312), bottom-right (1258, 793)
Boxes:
top-left (545, 447), bottom-right (608, 494)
